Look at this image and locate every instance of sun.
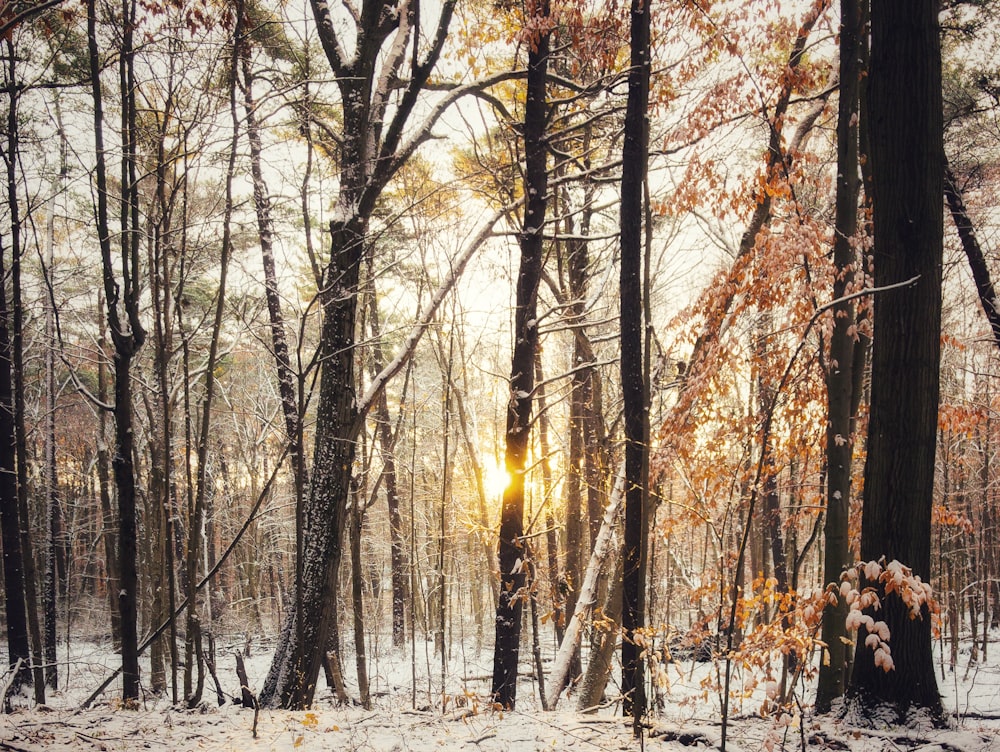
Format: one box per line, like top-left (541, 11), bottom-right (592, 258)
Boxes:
top-left (483, 460), bottom-right (511, 499)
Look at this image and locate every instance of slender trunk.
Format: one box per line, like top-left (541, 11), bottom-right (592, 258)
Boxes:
top-left (533, 355), bottom-right (564, 650)
top-left (241, 38), bottom-right (307, 500)
top-left (0, 239), bottom-right (30, 702)
top-left (349, 493), bottom-right (370, 708)
top-left (816, 0), bottom-right (863, 712)
top-left (95, 304), bottom-right (121, 649)
top-left (620, 0), bottom-right (650, 726)
top-left (184, 7), bottom-right (241, 705)
top-left (0, 39), bottom-right (32, 700)
top-left (366, 291), bottom-right (407, 647)
top-left (3, 36), bottom-right (45, 703)
top-left (491, 4), bottom-right (550, 709)
top-left (546, 466), bottom-right (624, 709)
top-left (944, 163), bottom-right (1000, 353)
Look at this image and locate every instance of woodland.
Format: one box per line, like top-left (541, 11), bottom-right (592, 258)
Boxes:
top-left (2, 0), bottom-right (1000, 749)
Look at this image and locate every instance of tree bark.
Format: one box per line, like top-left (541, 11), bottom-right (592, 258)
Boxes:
top-left (260, 0), bottom-right (461, 708)
top-left (0, 236), bottom-right (31, 702)
top-left (546, 466), bottom-right (624, 710)
top-left (490, 0), bottom-right (550, 709)
top-left (944, 163), bottom-right (1000, 353)
top-left (620, 0), bottom-right (650, 727)
top-left (847, 0), bottom-right (943, 720)
top-left (87, 0), bottom-right (148, 702)
top-left (816, 0), bottom-right (864, 713)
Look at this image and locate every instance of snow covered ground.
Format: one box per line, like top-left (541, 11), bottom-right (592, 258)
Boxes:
top-left (3, 634), bottom-right (1000, 751)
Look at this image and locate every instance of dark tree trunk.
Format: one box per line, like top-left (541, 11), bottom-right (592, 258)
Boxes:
top-left (848, 0), bottom-right (943, 720)
top-left (87, 0), bottom-right (147, 703)
top-left (944, 163), bottom-right (1000, 353)
top-left (241, 38), bottom-right (308, 501)
top-left (0, 39), bottom-right (32, 700)
top-left (95, 314), bottom-right (121, 649)
top-left (366, 291), bottom-right (407, 647)
top-left (0, 243), bottom-right (30, 700)
top-left (490, 2), bottom-right (550, 710)
top-left (620, 0), bottom-right (650, 727)
top-left (3, 37), bottom-right (45, 703)
top-left (256, 0), bottom-right (460, 710)
top-left (816, 0), bottom-right (864, 713)
top-left (260, 225), bottom-right (364, 708)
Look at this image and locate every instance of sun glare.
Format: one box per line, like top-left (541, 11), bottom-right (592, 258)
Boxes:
top-left (484, 461), bottom-right (511, 499)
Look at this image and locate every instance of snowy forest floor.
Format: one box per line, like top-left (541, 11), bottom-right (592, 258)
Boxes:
top-left (3, 633), bottom-right (1000, 751)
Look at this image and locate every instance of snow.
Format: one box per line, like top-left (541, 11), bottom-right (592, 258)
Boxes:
top-left (3, 634), bottom-right (1000, 751)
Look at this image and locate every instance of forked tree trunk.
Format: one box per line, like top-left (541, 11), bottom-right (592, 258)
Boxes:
top-left (86, 0), bottom-right (149, 702)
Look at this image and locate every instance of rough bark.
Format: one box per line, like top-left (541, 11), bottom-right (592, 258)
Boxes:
top-left (260, 226), bottom-right (364, 709)
top-left (847, 0), bottom-right (943, 720)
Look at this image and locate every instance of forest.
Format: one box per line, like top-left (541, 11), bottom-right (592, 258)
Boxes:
top-left (2, 0), bottom-right (1000, 749)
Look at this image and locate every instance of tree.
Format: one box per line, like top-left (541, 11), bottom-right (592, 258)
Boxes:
top-left (816, 0), bottom-right (864, 713)
top-left (86, 0), bottom-right (147, 703)
top-left (847, 0), bottom-right (944, 720)
top-left (0, 33), bottom-right (34, 701)
top-left (620, 0), bottom-right (650, 728)
top-left (490, 0), bottom-right (551, 711)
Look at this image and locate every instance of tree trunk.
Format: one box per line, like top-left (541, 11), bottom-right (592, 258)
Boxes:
top-left (241, 36), bottom-right (308, 501)
top-left (847, 0), bottom-right (943, 720)
top-left (816, 0), bottom-right (863, 713)
top-left (87, 0), bottom-right (148, 702)
top-left (620, 0), bottom-right (650, 727)
top-left (490, 2), bottom-right (550, 709)
top-left (366, 290), bottom-right (407, 648)
top-left (184, 8), bottom-right (240, 704)
top-left (0, 39), bottom-right (33, 700)
top-left (349, 493), bottom-right (371, 708)
top-left (95, 308), bottom-right (121, 649)
top-left (546, 466), bottom-right (624, 710)
top-left (944, 163), bottom-right (1000, 353)
top-left (0, 238), bottom-right (31, 702)
top-left (259, 225), bottom-right (364, 709)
